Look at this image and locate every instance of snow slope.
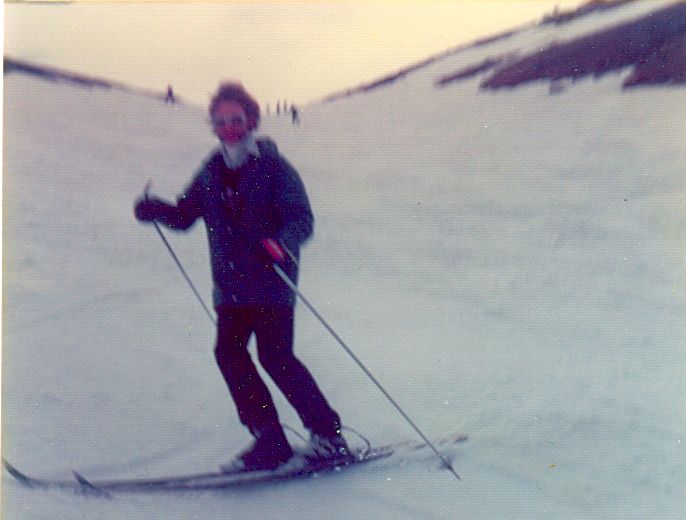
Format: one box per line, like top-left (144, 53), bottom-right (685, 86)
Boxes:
top-left (3, 2), bottom-right (684, 518)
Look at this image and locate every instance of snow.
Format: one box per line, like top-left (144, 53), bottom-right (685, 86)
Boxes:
top-left (3, 2), bottom-right (684, 518)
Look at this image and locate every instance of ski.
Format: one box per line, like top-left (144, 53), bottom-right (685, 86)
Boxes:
top-left (3, 432), bottom-right (466, 495)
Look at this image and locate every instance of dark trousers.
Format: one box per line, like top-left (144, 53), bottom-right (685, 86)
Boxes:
top-left (214, 305), bottom-right (341, 436)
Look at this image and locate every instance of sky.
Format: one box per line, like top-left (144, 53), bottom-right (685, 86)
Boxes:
top-left (4, 1), bottom-right (586, 107)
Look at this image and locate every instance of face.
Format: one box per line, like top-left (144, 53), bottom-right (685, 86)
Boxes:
top-left (211, 101), bottom-right (249, 144)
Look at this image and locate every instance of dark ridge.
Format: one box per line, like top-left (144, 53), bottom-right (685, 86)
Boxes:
top-left (481, 2), bottom-right (686, 90)
top-left (321, 55), bottom-right (450, 103)
top-left (4, 57), bottom-right (177, 102)
top-left (320, 29), bottom-right (522, 103)
top-left (4, 57), bottom-right (115, 88)
top-left (540, 0), bottom-right (639, 25)
top-left (436, 57), bottom-right (507, 86)
top-left (623, 31), bottom-right (686, 87)
top-left (471, 29), bottom-right (521, 47)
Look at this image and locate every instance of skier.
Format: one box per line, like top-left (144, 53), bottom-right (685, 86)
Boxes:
top-left (165, 85), bottom-right (175, 104)
top-left (134, 82), bottom-right (350, 471)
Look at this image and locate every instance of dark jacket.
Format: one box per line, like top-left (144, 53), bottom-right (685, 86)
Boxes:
top-left (157, 138), bottom-right (313, 308)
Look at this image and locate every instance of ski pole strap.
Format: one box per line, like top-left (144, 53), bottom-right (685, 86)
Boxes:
top-left (273, 263), bottom-right (461, 481)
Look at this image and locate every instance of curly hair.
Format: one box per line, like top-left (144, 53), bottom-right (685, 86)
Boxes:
top-left (209, 82), bottom-right (260, 131)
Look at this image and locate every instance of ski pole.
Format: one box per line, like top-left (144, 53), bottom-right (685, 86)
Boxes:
top-left (273, 262), bottom-right (461, 481)
top-left (144, 182), bottom-right (217, 326)
top-left (143, 200), bottom-right (460, 478)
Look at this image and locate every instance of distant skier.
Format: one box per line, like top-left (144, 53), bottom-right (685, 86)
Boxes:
top-left (165, 85), bottom-right (175, 104)
top-left (290, 105), bottom-right (300, 126)
top-left (134, 82), bottom-right (350, 471)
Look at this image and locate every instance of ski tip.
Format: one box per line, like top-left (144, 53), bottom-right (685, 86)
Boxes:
top-left (3, 458), bottom-right (23, 477)
top-left (3, 458), bottom-right (39, 487)
top-left (73, 471), bottom-right (112, 498)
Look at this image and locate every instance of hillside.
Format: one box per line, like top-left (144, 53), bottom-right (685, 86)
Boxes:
top-left (3, 2), bottom-right (684, 519)
top-left (323, 0), bottom-right (685, 102)
top-left (480, 1), bottom-right (686, 89)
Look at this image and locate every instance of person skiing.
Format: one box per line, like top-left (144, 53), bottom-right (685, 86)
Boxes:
top-left (290, 104), bottom-right (300, 126)
top-left (134, 82), bottom-right (350, 471)
top-left (165, 84), bottom-right (175, 104)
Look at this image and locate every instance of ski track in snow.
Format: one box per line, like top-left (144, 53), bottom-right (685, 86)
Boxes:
top-left (3, 2), bottom-right (685, 518)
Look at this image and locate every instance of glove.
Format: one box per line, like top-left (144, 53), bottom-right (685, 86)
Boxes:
top-left (134, 197), bottom-right (167, 222)
top-left (261, 238), bottom-right (285, 262)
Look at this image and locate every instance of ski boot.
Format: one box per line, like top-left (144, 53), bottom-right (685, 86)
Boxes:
top-left (229, 425), bottom-right (294, 472)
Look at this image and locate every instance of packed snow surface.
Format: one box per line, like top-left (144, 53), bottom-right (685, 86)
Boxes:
top-left (3, 2), bottom-right (684, 518)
